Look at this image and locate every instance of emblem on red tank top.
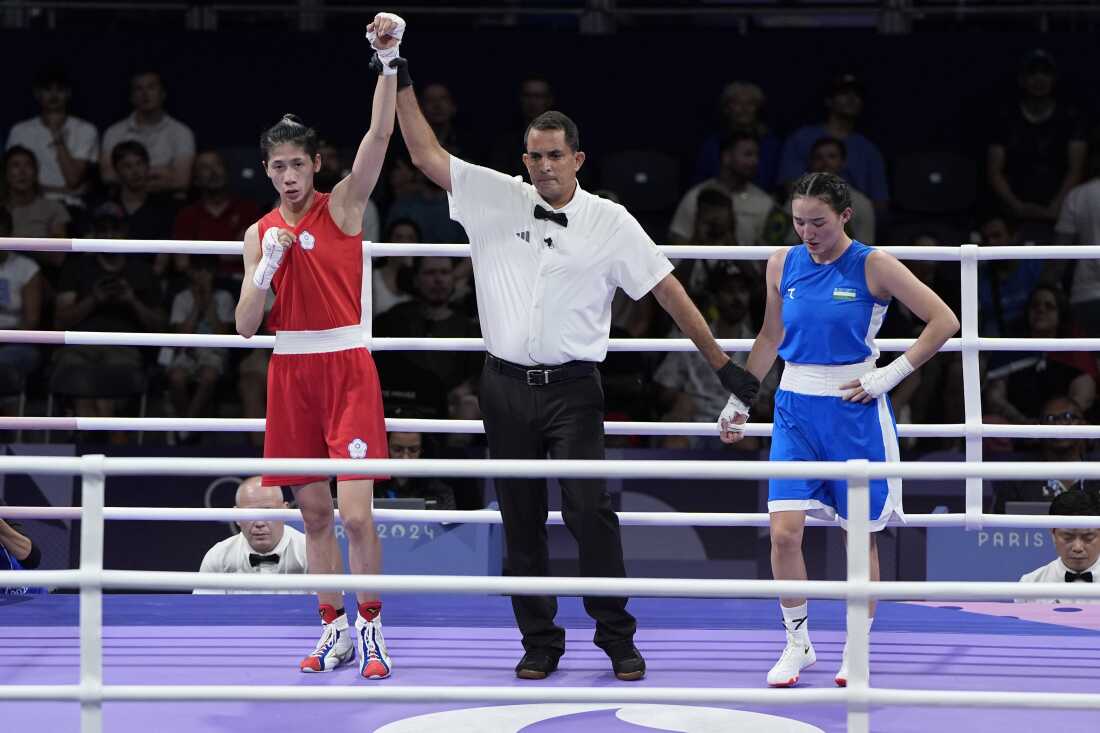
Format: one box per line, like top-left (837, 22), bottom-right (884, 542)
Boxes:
top-left (348, 438), bottom-right (367, 459)
top-left (300, 231), bottom-right (316, 250)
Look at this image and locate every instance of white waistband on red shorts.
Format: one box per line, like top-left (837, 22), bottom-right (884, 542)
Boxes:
top-left (273, 325), bottom-right (365, 355)
top-left (780, 359), bottom-right (876, 397)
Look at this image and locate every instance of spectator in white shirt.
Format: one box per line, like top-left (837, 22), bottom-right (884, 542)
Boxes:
top-left (195, 477), bottom-right (308, 594)
top-left (6, 64), bottom-right (99, 208)
top-left (100, 70), bottom-right (195, 195)
top-left (0, 207), bottom-right (43, 403)
top-left (1018, 489), bottom-right (1100, 603)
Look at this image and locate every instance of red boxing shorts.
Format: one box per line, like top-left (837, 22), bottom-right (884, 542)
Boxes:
top-left (262, 345), bottom-right (389, 487)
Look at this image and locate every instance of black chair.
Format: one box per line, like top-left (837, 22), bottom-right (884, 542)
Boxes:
top-left (892, 151), bottom-right (977, 215)
top-left (597, 150), bottom-right (681, 214)
top-left (0, 368), bottom-right (27, 442)
top-left (217, 146), bottom-right (274, 208)
top-left (46, 362), bottom-right (148, 444)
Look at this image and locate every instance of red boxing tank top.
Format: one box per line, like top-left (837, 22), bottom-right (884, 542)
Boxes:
top-left (258, 193), bottom-right (364, 332)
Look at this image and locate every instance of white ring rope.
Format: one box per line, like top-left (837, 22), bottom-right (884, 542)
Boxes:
top-left (4, 237), bottom-right (1100, 729)
top-left (2, 415), bottom-right (1099, 440)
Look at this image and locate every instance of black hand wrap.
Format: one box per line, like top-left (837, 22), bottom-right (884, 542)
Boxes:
top-left (716, 360), bottom-right (760, 407)
top-left (369, 53), bottom-right (413, 90)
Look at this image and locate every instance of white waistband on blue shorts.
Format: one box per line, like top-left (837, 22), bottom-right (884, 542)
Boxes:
top-left (780, 360), bottom-right (876, 397)
top-left (273, 325), bottom-right (365, 355)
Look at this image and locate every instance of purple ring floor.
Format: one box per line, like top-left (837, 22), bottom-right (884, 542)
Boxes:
top-left (2, 594), bottom-right (1099, 732)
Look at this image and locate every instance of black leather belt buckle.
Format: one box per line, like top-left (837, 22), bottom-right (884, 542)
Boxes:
top-left (526, 369), bottom-right (551, 386)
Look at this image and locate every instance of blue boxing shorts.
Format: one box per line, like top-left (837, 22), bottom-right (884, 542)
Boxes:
top-left (767, 362), bottom-right (904, 531)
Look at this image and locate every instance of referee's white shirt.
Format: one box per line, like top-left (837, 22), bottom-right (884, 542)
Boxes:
top-left (448, 156), bottom-right (674, 366)
top-left (194, 525), bottom-right (308, 594)
top-left (1016, 556), bottom-right (1100, 604)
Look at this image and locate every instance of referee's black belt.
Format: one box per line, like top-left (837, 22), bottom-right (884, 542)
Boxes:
top-left (486, 354), bottom-right (596, 387)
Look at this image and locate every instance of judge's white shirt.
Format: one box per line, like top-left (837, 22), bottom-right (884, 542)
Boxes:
top-left (194, 525), bottom-right (308, 594)
top-left (1016, 556), bottom-right (1100, 604)
top-left (448, 156), bottom-right (673, 366)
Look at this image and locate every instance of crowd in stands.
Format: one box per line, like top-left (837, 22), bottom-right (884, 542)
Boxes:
top-left (2, 50), bottom-right (1099, 514)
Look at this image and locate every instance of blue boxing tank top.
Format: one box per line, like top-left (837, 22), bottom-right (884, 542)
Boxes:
top-left (777, 241), bottom-right (890, 365)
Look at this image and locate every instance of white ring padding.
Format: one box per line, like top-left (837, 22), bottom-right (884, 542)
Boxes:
top-left (3, 504), bottom-right (1100, 529)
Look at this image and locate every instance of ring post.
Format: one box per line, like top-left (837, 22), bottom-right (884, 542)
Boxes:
top-left (846, 458), bottom-right (871, 733)
top-left (79, 454), bottom-right (106, 733)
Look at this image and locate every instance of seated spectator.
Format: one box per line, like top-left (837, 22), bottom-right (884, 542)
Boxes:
top-left (384, 153), bottom-right (467, 245)
top-left (988, 49), bottom-right (1087, 243)
top-left (669, 132), bottom-right (775, 250)
top-left (0, 498), bottom-right (42, 595)
top-left (374, 431), bottom-right (457, 510)
top-left (985, 285), bottom-right (1097, 422)
top-left (0, 207), bottom-right (43, 402)
top-left (1052, 142), bottom-right (1100, 335)
top-left (52, 206), bottom-right (165, 420)
top-left (4, 146), bottom-right (69, 238)
top-left (777, 73), bottom-right (889, 210)
top-left (487, 77), bottom-right (556, 177)
top-left (106, 140), bottom-right (178, 239)
top-left (1016, 489), bottom-right (1100, 604)
top-left (372, 218), bottom-right (417, 318)
top-left (100, 69), bottom-right (195, 195)
top-left (653, 266), bottom-right (777, 451)
top-left (311, 140), bottom-right (380, 242)
top-left (167, 149), bottom-right (261, 291)
top-left (420, 82), bottom-right (474, 161)
top-left (992, 396), bottom-right (1091, 512)
top-left (5, 63), bottom-right (99, 208)
top-left (781, 137), bottom-right (875, 245)
top-left (162, 257), bottom-right (235, 444)
top-left (672, 187), bottom-right (740, 303)
top-left (977, 214), bottom-right (1044, 337)
top-left (692, 80), bottom-right (781, 191)
top-left (195, 477), bottom-right (307, 594)
top-left (373, 257), bottom-right (481, 418)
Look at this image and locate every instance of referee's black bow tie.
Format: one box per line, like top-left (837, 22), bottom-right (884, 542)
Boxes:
top-left (534, 204), bottom-right (568, 227)
top-left (1065, 570), bottom-right (1093, 583)
top-left (249, 553), bottom-right (280, 567)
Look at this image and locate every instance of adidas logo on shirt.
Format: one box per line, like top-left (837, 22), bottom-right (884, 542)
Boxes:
top-left (515, 231), bottom-right (530, 243)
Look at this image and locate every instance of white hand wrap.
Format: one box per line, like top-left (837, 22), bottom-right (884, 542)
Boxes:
top-left (252, 228), bottom-right (289, 290)
top-left (366, 13), bottom-right (406, 75)
top-left (717, 394), bottom-right (750, 434)
top-left (858, 355), bottom-right (915, 398)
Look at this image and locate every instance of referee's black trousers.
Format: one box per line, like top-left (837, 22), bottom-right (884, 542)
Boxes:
top-left (480, 359), bottom-right (637, 655)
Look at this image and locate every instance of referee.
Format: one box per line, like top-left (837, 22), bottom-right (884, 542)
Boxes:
top-left (391, 58), bottom-right (759, 681)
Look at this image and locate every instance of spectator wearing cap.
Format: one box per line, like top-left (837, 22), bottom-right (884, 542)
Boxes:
top-left (1016, 489), bottom-right (1100, 604)
top-left (988, 49), bottom-right (1087, 241)
top-left (777, 73), bottom-right (889, 212)
top-left (5, 63), bottom-right (99, 209)
top-left (691, 80), bottom-right (782, 191)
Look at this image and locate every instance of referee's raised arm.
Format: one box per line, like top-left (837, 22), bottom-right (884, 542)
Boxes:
top-left (394, 64), bottom-right (453, 192)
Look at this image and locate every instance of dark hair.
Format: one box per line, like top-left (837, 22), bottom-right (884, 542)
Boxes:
top-left (110, 140), bottom-right (150, 168)
top-left (1050, 488), bottom-right (1099, 516)
top-left (810, 136), bottom-right (848, 160)
top-left (260, 114), bottom-right (320, 162)
top-left (33, 63), bottom-right (70, 90)
top-left (791, 171), bottom-right (851, 215)
top-left (978, 212), bottom-right (1019, 233)
top-left (697, 187), bottom-right (734, 214)
top-left (385, 217), bottom-right (422, 242)
top-left (524, 111), bottom-right (580, 152)
top-left (718, 131), bottom-right (759, 155)
top-left (4, 145), bottom-right (39, 172)
top-left (1026, 283), bottom-right (1073, 337)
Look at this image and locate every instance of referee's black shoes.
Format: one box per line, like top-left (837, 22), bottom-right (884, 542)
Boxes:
top-left (607, 643), bottom-right (647, 681)
top-left (515, 649), bottom-right (561, 680)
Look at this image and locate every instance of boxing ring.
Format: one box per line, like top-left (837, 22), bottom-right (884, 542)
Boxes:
top-left (2, 238), bottom-right (1100, 733)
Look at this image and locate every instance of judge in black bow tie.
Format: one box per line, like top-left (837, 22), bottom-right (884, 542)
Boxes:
top-left (1017, 489), bottom-right (1100, 603)
top-left (195, 477), bottom-right (309, 594)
